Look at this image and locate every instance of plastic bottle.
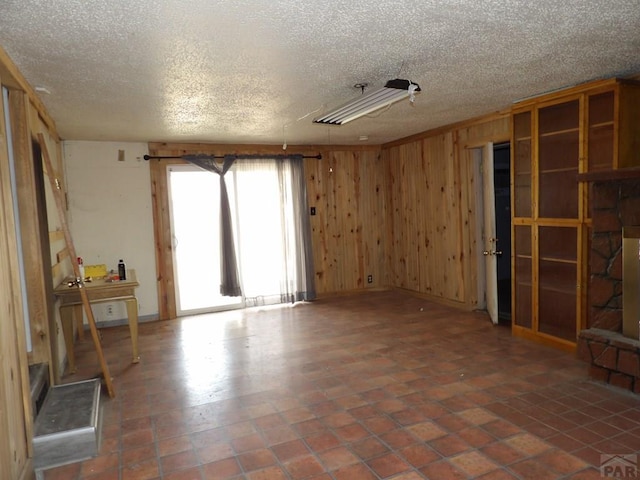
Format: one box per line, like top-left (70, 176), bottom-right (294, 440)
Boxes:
top-left (77, 256), bottom-right (85, 280)
top-left (118, 259), bottom-right (126, 281)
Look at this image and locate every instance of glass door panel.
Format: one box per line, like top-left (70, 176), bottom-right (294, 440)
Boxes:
top-left (513, 112), bottom-right (532, 218)
top-left (513, 225), bottom-right (532, 328)
top-left (588, 91), bottom-right (615, 171)
top-left (538, 100), bottom-right (579, 219)
top-left (168, 165), bottom-right (242, 315)
top-left (537, 226), bottom-right (577, 341)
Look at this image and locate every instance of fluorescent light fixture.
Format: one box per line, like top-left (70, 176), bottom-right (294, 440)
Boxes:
top-left (313, 79), bottom-right (421, 125)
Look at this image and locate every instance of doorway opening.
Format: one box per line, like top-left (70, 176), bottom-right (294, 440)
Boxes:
top-left (471, 142), bottom-right (511, 325)
top-left (167, 165), bottom-right (243, 315)
top-left (493, 142), bottom-right (511, 323)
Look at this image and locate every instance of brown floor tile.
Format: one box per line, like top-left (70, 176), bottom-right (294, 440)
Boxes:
top-left (237, 448), bottom-right (277, 472)
top-left (271, 439), bottom-right (309, 462)
top-left (449, 450), bottom-right (499, 477)
top-left (202, 457), bottom-right (243, 478)
top-left (245, 465), bottom-right (289, 480)
top-left (162, 466), bottom-right (203, 480)
top-left (480, 441), bottom-right (528, 465)
top-left (429, 434), bottom-right (472, 456)
top-left (283, 454), bottom-right (325, 479)
top-left (120, 458), bottom-right (159, 480)
top-left (457, 426), bottom-right (495, 447)
top-left (419, 459), bottom-right (468, 479)
top-left (367, 452), bottom-right (412, 478)
top-left (317, 446), bottom-right (360, 470)
top-left (80, 452), bottom-right (119, 477)
top-left (304, 431), bottom-right (341, 452)
top-left (398, 443), bottom-right (440, 468)
top-left (351, 436), bottom-right (390, 460)
top-left (332, 463), bottom-right (378, 480)
top-left (534, 449), bottom-right (588, 475)
top-left (50, 291), bottom-right (640, 480)
top-left (160, 450), bottom-right (200, 474)
top-left (509, 458), bottom-right (562, 480)
top-left (334, 422), bottom-right (369, 442)
top-left (504, 433), bottom-right (553, 456)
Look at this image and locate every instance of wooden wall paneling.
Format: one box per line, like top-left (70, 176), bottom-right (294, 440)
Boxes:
top-left (305, 155), bottom-right (330, 293)
top-left (457, 116), bottom-right (510, 148)
top-left (449, 133), bottom-right (466, 302)
top-left (9, 89), bottom-right (54, 370)
top-left (424, 133), bottom-right (455, 299)
top-left (383, 114), bottom-right (509, 307)
top-left (327, 151), bottom-right (348, 291)
top-left (356, 149), bottom-right (386, 289)
top-left (148, 153), bottom-right (181, 320)
top-left (385, 144), bottom-right (409, 289)
top-left (0, 77), bottom-right (32, 480)
top-left (458, 145), bottom-right (481, 309)
top-left (405, 141), bottom-right (424, 292)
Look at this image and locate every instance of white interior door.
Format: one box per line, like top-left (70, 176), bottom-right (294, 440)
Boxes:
top-left (167, 165), bottom-right (243, 316)
top-left (482, 142), bottom-right (499, 324)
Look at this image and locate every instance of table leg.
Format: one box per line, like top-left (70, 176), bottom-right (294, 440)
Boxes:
top-left (60, 305), bottom-right (77, 373)
top-left (125, 297), bottom-right (140, 363)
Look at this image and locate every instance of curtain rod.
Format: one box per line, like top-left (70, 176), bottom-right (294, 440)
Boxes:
top-left (143, 153), bottom-right (322, 161)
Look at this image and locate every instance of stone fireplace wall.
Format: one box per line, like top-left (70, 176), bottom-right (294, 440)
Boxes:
top-left (589, 178), bottom-right (640, 330)
top-left (578, 174), bottom-right (640, 393)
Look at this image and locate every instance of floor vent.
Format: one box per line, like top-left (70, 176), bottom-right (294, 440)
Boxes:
top-left (29, 363), bottom-right (49, 419)
top-left (33, 379), bottom-right (102, 478)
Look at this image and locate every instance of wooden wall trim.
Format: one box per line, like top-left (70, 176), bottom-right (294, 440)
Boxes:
top-left (148, 142), bottom-right (380, 154)
top-left (0, 73), bottom-right (33, 480)
top-left (0, 46), bottom-right (59, 140)
top-left (9, 90), bottom-right (54, 373)
top-left (381, 110), bottom-right (510, 150)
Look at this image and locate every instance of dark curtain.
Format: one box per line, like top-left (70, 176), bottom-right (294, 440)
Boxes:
top-left (183, 155), bottom-right (241, 297)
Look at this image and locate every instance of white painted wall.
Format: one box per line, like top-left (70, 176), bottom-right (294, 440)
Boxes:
top-left (63, 141), bottom-right (158, 323)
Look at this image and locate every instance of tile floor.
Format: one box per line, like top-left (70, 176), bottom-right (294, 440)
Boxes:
top-left (43, 290), bottom-right (640, 479)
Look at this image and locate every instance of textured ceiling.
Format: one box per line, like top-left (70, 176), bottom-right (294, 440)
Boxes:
top-left (1, 0), bottom-right (639, 146)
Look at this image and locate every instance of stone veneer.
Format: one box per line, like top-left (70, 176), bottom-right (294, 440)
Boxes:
top-left (577, 174), bottom-right (640, 393)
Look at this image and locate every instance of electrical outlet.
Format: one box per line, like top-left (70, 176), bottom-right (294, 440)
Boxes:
top-left (367, 274), bottom-right (373, 284)
top-left (105, 304), bottom-right (114, 317)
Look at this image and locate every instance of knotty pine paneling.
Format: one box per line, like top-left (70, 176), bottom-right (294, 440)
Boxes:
top-left (305, 149), bottom-right (385, 295)
top-left (0, 77), bottom-right (31, 480)
top-left (383, 115), bottom-right (509, 308)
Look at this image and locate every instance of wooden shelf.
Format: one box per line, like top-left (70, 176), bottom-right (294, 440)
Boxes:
top-left (539, 284), bottom-right (576, 295)
top-left (589, 121), bottom-right (614, 129)
top-left (539, 127), bottom-right (579, 138)
top-left (577, 167), bottom-right (640, 182)
top-left (540, 167), bottom-right (578, 174)
top-left (540, 256), bottom-right (577, 264)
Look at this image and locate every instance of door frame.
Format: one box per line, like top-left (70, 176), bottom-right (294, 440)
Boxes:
top-left (166, 164), bottom-right (244, 316)
top-left (468, 141), bottom-right (512, 325)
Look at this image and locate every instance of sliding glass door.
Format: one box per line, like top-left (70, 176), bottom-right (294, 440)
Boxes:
top-left (168, 158), bottom-right (314, 316)
top-left (168, 165), bottom-right (242, 315)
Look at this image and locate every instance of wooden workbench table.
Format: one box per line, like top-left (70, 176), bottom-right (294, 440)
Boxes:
top-left (54, 269), bottom-right (140, 372)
